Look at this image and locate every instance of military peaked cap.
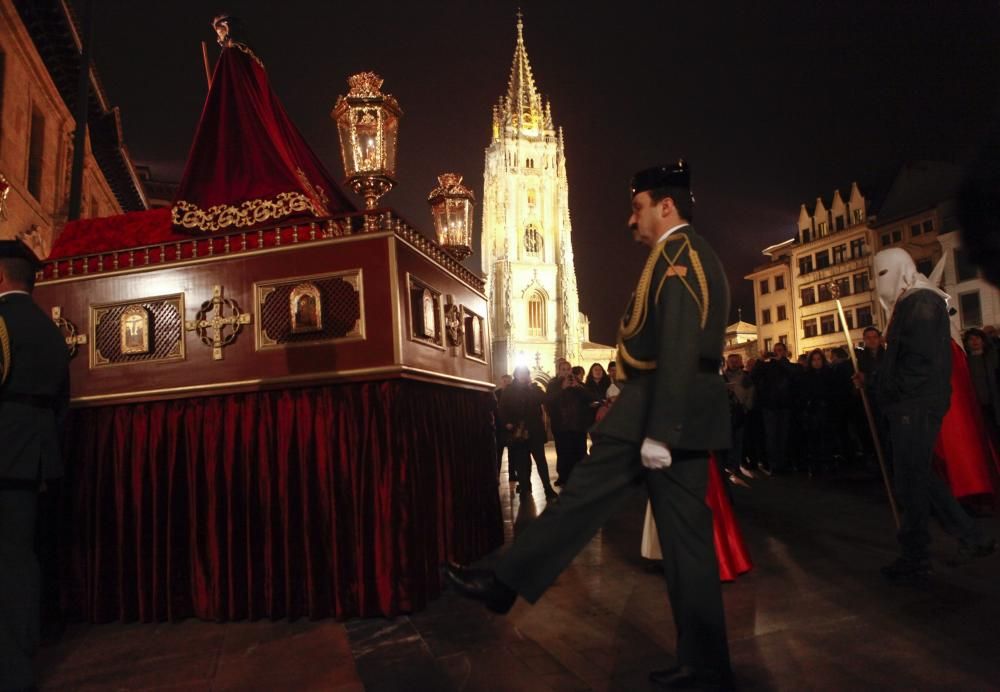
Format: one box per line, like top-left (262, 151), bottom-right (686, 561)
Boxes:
top-left (0, 238), bottom-right (42, 269)
top-left (630, 160), bottom-right (691, 198)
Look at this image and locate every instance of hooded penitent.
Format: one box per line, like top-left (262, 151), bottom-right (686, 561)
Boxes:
top-left (873, 247), bottom-right (950, 317)
top-left (171, 19), bottom-right (355, 233)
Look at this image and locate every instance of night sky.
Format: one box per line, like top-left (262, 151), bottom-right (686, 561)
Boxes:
top-left (85, 0), bottom-right (1000, 345)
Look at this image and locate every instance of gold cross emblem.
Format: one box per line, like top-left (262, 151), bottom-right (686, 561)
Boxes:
top-left (184, 285), bottom-right (251, 360)
top-left (51, 307), bottom-right (87, 357)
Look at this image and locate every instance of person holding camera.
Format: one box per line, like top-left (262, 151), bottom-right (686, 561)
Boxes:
top-left (500, 365), bottom-right (557, 500)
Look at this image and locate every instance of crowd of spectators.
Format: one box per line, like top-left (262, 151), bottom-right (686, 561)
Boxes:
top-left (491, 324), bottom-right (1000, 500)
top-left (492, 360), bottom-right (619, 498)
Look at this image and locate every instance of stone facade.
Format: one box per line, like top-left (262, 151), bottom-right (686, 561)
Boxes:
top-left (481, 17), bottom-right (613, 380)
top-left (0, 0), bottom-right (127, 257)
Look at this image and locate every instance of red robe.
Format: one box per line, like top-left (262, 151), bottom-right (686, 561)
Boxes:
top-left (707, 457), bottom-right (753, 582)
top-left (933, 340), bottom-right (998, 500)
top-left (641, 456), bottom-right (753, 582)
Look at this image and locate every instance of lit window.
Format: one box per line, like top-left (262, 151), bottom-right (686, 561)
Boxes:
top-left (527, 292), bottom-right (546, 336)
top-left (960, 291), bottom-right (982, 328)
top-left (28, 107), bottom-right (45, 201)
top-left (852, 208), bottom-right (864, 224)
top-left (524, 225), bottom-right (542, 258)
top-left (856, 306), bottom-right (873, 327)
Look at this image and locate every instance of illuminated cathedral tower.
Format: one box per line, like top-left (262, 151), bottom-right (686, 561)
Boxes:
top-left (482, 16), bottom-right (612, 379)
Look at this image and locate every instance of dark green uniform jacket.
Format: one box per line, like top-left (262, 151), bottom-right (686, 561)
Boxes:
top-left (594, 225), bottom-right (731, 450)
top-left (0, 292), bottom-right (70, 481)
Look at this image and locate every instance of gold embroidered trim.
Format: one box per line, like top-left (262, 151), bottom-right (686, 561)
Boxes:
top-left (0, 316), bottom-right (10, 385)
top-left (172, 192), bottom-right (320, 233)
top-left (230, 42), bottom-right (264, 69)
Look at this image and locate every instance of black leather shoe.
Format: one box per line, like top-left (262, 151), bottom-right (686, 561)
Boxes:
top-left (444, 563), bottom-right (517, 614)
top-left (650, 665), bottom-right (732, 690)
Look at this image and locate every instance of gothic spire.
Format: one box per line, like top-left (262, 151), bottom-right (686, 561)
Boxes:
top-left (503, 12), bottom-right (542, 132)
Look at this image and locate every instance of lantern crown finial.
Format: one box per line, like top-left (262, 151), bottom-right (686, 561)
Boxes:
top-left (429, 173), bottom-right (474, 202)
top-left (347, 71), bottom-right (385, 98)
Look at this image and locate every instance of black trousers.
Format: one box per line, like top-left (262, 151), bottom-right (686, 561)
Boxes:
top-left (553, 430), bottom-right (587, 483)
top-left (496, 437), bottom-right (731, 676)
top-left (887, 404), bottom-right (985, 561)
top-left (0, 485), bottom-right (40, 691)
top-left (508, 439), bottom-right (554, 492)
top-left (762, 409), bottom-right (792, 471)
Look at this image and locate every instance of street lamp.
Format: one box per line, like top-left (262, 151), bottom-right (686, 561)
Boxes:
top-left (427, 173), bottom-right (475, 261)
top-left (331, 72), bottom-right (401, 210)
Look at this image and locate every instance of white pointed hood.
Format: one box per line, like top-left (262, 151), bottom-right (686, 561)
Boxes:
top-left (873, 248), bottom-right (951, 316)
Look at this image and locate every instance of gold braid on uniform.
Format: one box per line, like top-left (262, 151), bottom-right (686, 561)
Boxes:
top-left (0, 316), bottom-right (10, 386)
top-left (616, 236), bottom-right (675, 378)
top-left (653, 234), bottom-right (710, 329)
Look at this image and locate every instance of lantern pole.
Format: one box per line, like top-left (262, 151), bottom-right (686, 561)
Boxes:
top-left (830, 282), bottom-right (900, 529)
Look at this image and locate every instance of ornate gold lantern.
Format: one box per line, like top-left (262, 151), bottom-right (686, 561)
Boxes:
top-left (427, 173), bottom-right (475, 261)
top-left (331, 72), bottom-right (401, 209)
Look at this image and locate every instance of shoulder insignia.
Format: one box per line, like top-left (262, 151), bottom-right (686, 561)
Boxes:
top-left (0, 315), bottom-right (9, 386)
top-left (655, 237), bottom-right (710, 328)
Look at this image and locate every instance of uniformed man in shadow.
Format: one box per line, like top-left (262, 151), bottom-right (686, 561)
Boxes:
top-left (446, 162), bottom-right (734, 690)
top-left (0, 239), bottom-right (70, 691)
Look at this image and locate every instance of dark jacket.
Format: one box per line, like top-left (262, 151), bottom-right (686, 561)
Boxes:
top-left (594, 225), bottom-right (731, 450)
top-left (0, 292), bottom-right (70, 481)
top-left (545, 377), bottom-right (593, 433)
top-left (499, 381), bottom-right (546, 443)
top-left (752, 357), bottom-right (798, 410)
top-left (798, 366), bottom-right (834, 430)
top-left (877, 290), bottom-right (952, 415)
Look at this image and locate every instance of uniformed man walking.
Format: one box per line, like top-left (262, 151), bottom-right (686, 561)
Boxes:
top-left (446, 162), bottom-right (734, 690)
top-left (0, 239), bottom-right (70, 692)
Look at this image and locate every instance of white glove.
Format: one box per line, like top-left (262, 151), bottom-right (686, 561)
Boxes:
top-left (640, 437), bottom-right (672, 470)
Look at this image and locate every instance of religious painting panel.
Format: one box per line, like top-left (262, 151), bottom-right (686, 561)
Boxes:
top-left (90, 295), bottom-right (185, 368)
top-left (255, 269), bottom-right (365, 349)
top-left (120, 305), bottom-right (151, 354)
top-left (406, 274), bottom-right (443, 349)
top-left (462, 306), bottom-right (487, 364)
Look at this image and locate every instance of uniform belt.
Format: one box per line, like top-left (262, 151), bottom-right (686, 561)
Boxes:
top-left (0, 392), bottom-right (56, 409)
top-left (698, 358), bottom-right (720, 374)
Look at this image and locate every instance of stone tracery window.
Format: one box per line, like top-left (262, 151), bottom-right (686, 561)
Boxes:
top-left (524, 224), bottom-right (542, 259)
top-left (527, 291), bottom-right (545, 337)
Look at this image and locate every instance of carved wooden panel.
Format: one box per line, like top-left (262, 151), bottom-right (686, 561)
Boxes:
top-left (255, 269), bottom-right (364, 349)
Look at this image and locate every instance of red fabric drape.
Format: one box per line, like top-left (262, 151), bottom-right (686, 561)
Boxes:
top-left (934, 340), bottom-right (999, 500)
top-left (62, 380), bottom-right (503, 622)
top-left (171, 44), bottom-right (354, 232)
top-left (706, 457), bottom-right (753, 582)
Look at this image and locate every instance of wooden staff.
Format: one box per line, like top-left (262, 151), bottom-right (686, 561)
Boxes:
top-left (831, 282), bottom-right (900, 529)
top-left (201, 41), bottom-right (212, 89)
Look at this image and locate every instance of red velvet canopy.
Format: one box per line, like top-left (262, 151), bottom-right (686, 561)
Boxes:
top-left (171, 42), bottom-right (355, 234)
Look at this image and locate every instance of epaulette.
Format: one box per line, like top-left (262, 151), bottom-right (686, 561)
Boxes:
top-left (0, 315), bottom-right (9, 385)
